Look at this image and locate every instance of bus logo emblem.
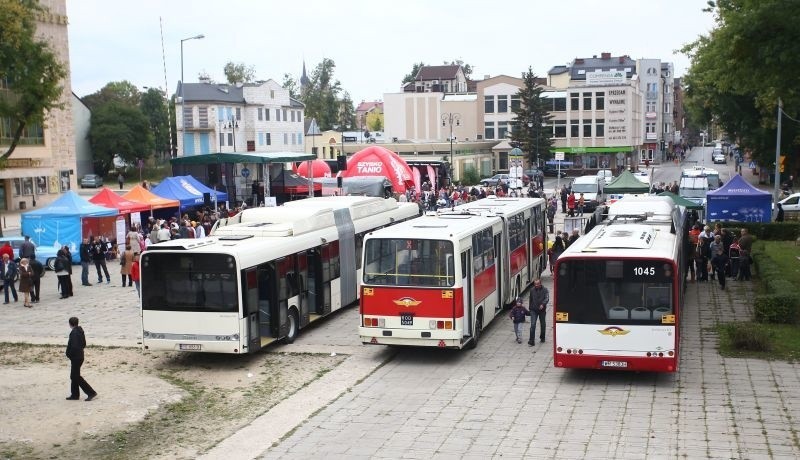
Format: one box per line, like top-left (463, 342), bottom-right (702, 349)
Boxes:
top-left (393, 297), bottom-right (422, 307)
top-left (598, 327), bottom-right (630, 337)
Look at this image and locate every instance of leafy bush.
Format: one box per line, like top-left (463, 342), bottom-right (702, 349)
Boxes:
top-left (719, 322), bottom-right (774, 352)
top-left (754, 292), bottom-right (800, 324)
top-left (720, 222), bottom-right (800, 241)
top-left (461, 166), bottom-right (480, 186)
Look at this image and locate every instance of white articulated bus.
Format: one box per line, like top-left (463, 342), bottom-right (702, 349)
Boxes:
top-left (141, 196), bottom-right (420, 354)
top-left (359, 197), bottom-right (547, 349)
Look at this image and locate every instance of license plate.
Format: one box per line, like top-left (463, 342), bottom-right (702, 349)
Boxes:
top-left (179, 344), bottom-right (202, 351)
top-left (601, 360), bottom-right (628, 368)
top-left (400, 313), bottom-right (413, 326)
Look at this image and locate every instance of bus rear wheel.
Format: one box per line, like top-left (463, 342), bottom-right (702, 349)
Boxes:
top-left (466, 311), bottom-right (483, 350)
top-left (284, 308), bottom-right (299, 344)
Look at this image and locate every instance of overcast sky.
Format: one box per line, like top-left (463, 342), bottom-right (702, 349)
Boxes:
top-left (67, 0), bottom-right (717, 104)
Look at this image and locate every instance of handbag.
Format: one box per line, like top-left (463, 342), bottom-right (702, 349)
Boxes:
top-left (120, 255), bottom-right (126, 267)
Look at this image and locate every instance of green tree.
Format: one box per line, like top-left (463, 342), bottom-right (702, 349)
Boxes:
top-left (402, 62), bottom-right (426, 85)
top-left (681, 0), bottom-right (800, 164)
top-left (82, 80), bottom-right (141, 111)
top-left (223, 61), bottom-right (256, 84)
top-left (299, 58), bottom-right (342, 131)
top-left (0, 0), bottom-right (67, 160)
top-left (89, 102), bottom-right (153, 174)
top-left (445, 59), bottom-right (473, 79)
top-left (340, 91), bottom-right (356, 130)
top-left (139, 88), bottom-right (170, 159)
top-left (510, 67), bottom-right (553, 168)
top-left (366, 111), bottom-right (383, 131)
top-left (282, 73), bottom-right (298, 99)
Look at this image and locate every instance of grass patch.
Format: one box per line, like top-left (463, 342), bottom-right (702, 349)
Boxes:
top-left (757, 241), bottom-right (800, 286)
top-left (718, 322), bottom-right (800, 362)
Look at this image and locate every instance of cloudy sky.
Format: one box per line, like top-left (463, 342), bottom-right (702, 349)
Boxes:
top-left (67, 0), bottom-right (717, 103)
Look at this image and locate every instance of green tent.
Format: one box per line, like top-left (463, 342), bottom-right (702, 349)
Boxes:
top-left (604, 170), bottom-right (650, 194)
top-left (657, 191), bottom-right (704, 210)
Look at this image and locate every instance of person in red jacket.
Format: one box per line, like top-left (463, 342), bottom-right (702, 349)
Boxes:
top-left (567, 192), bottom-right (576, 217)
top-left (0, 241), bottom-right (14, 261)
top-left (131, 252), bottom-right (141, 298)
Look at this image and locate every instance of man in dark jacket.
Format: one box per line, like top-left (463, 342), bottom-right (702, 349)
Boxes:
top-left (90, 236), bottom-right (110, 284)
top-left (65, 316), bottom-right (97, 401)
top-left (29, 258), bottom-right (44, 303)
top-left (528, 279), bottom-right (550, 346)
top-left (55, 248), bottom-right (73, 298)
top-left (1, 253), bottom-right (18, 304)
top-left (20, 235), bottom-right (36, 260)
top-left (79, 237), bottom-right (92, 286)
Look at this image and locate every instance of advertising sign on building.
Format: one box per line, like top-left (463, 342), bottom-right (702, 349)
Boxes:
top-left (605, 88), bottom-right (629, 145)
top-left (586, 71), bottom-right (626, 86)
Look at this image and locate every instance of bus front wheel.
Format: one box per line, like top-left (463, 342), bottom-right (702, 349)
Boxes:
top-left (284, 308), bottom-right (299, 344)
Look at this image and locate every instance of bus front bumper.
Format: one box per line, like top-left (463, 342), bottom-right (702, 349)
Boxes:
top-left (359, 327), bottom-right (466, 349)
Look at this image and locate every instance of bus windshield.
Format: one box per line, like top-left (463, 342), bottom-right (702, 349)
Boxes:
top-left (142, 252), bottom-right (238, 312)
top-left (556, 259), bottom-right (674, 324)
top-left (363, 239), bottom-right (455, 287)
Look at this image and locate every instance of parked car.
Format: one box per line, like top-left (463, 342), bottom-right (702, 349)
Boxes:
top-left (542, 165), bottom-right (567, 178)
top-left (777, 192), bottom-right (800, 213)
top-left (0, 236), bottom-right (59, 270)
top-left (596, 169), bottom-right (614, 185)
top-left (80, 174), bottom-right (104, 188)
top-left (480, 174), bottom-right (511, 187)
top-left (713, 151), bottom-right (727, 164)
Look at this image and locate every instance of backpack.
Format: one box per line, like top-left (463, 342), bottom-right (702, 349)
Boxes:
top-left (512, 307), bottom-right (526, 323)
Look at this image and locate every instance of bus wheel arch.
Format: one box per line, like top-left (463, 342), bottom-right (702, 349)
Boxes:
top-left (466, 307), bottom-right (484, 350)
top-left (284, 307), bottom-right (300, 344)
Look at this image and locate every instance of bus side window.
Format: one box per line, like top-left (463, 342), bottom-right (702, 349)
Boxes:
top-left (355, 234), bottom-right (364, 270)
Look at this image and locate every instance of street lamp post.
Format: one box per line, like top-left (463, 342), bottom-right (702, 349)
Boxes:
top-left (441, 113), bottom-right (461, 185)
top-left (180, 34), bottom-right (204, 156)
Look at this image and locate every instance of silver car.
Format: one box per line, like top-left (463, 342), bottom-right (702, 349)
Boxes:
top-left (80, 174), bottom-right (104, 188)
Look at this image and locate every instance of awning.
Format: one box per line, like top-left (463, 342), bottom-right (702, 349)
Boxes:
top-left (169, 151), bottom-right (315, 165)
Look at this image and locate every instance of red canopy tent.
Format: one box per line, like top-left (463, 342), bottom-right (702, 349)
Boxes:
top-left (89, 187), bottom-right (151, 214)
top-left (295, 159), bottom-right (332, 178)
top-left (341, 146), bottom-right (414, 193)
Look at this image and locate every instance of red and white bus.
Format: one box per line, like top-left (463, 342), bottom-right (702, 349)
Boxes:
top-left (140, 196), bottom-right (420, 354)
top-left (553, 196), bottom-right (687, 372)
top-left (359, 197), bottom-right (547, 349)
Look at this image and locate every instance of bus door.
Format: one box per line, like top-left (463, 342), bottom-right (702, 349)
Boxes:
top-left (257, 262), bottom-right (279, 339)
top-left (494, 232), bottom-right (503, 312)
top-left (276, 257), bottom-right (291, 338)
top-left (242, 268), bottom-right (261, 352)
top-left (296, 253), bottom-right (309, 327)
top-left (307, 248), bottom-right (326, 315)
top-left (461, 250), bottom-right (473, 338)
top-left (525, 216), bottom-right (532, 286)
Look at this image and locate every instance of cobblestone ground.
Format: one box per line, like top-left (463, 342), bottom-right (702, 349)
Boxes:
top-left (255, 277), bottom-right (800, 460)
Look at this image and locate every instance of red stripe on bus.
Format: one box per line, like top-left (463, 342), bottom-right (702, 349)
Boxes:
top-left (473, 265), bottom-right (496, 304)
top-left (361, 286), bottom-right (462, 318)
top-left (509, 244), bottom-right (527, 276)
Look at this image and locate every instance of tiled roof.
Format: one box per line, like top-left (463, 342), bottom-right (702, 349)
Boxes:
top-left (356, 101), bottom-right (383, 112)
top-left (179, 82), bottom-right (244, 103)
top-left (416, 65), bottom-right (461, 81)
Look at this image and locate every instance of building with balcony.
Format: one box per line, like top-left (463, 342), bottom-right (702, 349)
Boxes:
top-left (176, 79), bottom-right (305, 157)
top-left (0, 0), bottom-right (77, 212)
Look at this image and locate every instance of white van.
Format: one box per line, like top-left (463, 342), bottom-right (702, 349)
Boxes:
top-left (679, 176), bottom-right (709, 207)
top-left (571, 175), bottom-right (605, 211)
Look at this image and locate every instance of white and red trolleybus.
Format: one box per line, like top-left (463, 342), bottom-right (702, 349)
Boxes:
top-left (553, 196), bottom-right (687, 372)
top-left (140, 196), bottom-right (420, 354)
top-left (359, 197), bottom-right (547, 349)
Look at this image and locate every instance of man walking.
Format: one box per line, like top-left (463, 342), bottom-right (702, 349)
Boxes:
top-left (29, 257), bottom-right (44, 303)
top-left (91, 236), bottom-right (110, 284)
top-left (65, 317), bottom-right (97, 401)
top-left (20, 235), bottom-right (36, 260)
top-left (528, 279), bottom-right (549, 346)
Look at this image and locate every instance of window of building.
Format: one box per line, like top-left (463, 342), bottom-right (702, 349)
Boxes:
top-left (510, 94), bottom-right (520, 110)
top-left (291, 111), bottom-right (296, 122)
top-left (284, 133), bottom-right (288, 144)
top-left (227, 133), bottom-right (233, 145)
top-left (1, 118), bottom-right (43, 146)
top-left (583, 122), bottom-right (592, 138)
top-left (554, 120), bottom-right (566, 138)
top-left (646, 122), bottom-right (656, 133)
top-left (595, 92), bottom-right (604, 110)
top-left (647, 101), bottom-right (657, 113)
top-left (266, 133), bottom-right (271, 146)
top-left (596, 119), bottom-right (605, 137)
top-left (183, 106), bottom-right (193, 128)
top-left (265, 108), bottom-right (270, 121)
top-left (298, 133), bottom-right (303, 144)
top-left (276, 109), bottom-right (280, 122)
top-left (270, 90), bottom-right (275, 98)
top-left (283, 109), bottom-right (287, 120)
top-left (485, 95), bottom-right (495, 114)
top-left (570, 120), bottom-right (579, 138)
top-left (664, 123), bottom-right (670, 134)
top-left (498, 95), bottom-right (508, 113)
top-left (498, 122), bottom-right (509, 139)
top-left (236, 107), bottom-right (241, 120)
top-left (258, 133), bottom-right (264, 145)
top-left (583, 92), bottom-right (592, 111)
top-left (198, 107), bottom-right (209, 128)
top-left (570, 93), bottom-right (579, 111)
top-left (484, 122), bottom-right (495, 140)
top-left (553, 97), bottom-right (566, 112)
top-left (258, 108), bottom-right (263, 121)
top-left (663, 102), bottom-right (670, 114)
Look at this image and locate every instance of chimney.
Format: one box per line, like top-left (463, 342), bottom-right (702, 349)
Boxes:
top-left (619, 56), bottom-right (625, 63)
top-left (484, 74), bottom-right (490, 80)
top-left (601, 52), bottom-right (611, 60)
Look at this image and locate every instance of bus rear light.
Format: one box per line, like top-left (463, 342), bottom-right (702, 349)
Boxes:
top-left (437, 321), bottom-right (444, 329)
top-left (445, 321), bottom-right (452, 329)
top-left (429, 320), bottom-right (436, 329)
top-left (363, 318), bottom-right (385, 327)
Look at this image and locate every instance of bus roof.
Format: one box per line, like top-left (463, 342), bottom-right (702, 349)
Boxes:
top-left (364, 211), bottom-right (502, 243)
top-left (608, 195), bottom-right (676, 222)
top-left (453, 196), bottom-right (545, 217)
top-left (559, 220), bottom-right (679, 260)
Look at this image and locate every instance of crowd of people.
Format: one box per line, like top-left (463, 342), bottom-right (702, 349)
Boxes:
top-left (687, 222), bottom-right (753, 289)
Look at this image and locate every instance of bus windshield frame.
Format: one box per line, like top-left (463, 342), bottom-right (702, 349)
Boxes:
top-left (141, 252), bottom-right (239, 313)
top-left (363, 238), bottom-right (455, 287)
top-left (556, 258), bottom-right (675, 325)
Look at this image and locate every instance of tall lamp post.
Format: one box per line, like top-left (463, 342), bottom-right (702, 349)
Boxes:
top-left (180, 34), bottom-right (204, 156)
top-left (441, 112), bottom-right (461, 185)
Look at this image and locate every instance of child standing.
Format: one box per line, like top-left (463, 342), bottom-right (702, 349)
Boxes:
top-left (509, 298), bottom-right (529, 344)
top-left (130, 252), bottom-right (141, 298)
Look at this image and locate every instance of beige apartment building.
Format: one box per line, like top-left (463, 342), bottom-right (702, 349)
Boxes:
top-left (0, 0), bottom-right (77, 212)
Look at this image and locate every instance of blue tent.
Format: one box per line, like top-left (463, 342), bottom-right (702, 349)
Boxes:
top-left (21, 190), bottom-right (117, 263)
top-left (706, 174), bottom-right (772, 223)
top-left (151, 175), bottom-right (228, 209)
